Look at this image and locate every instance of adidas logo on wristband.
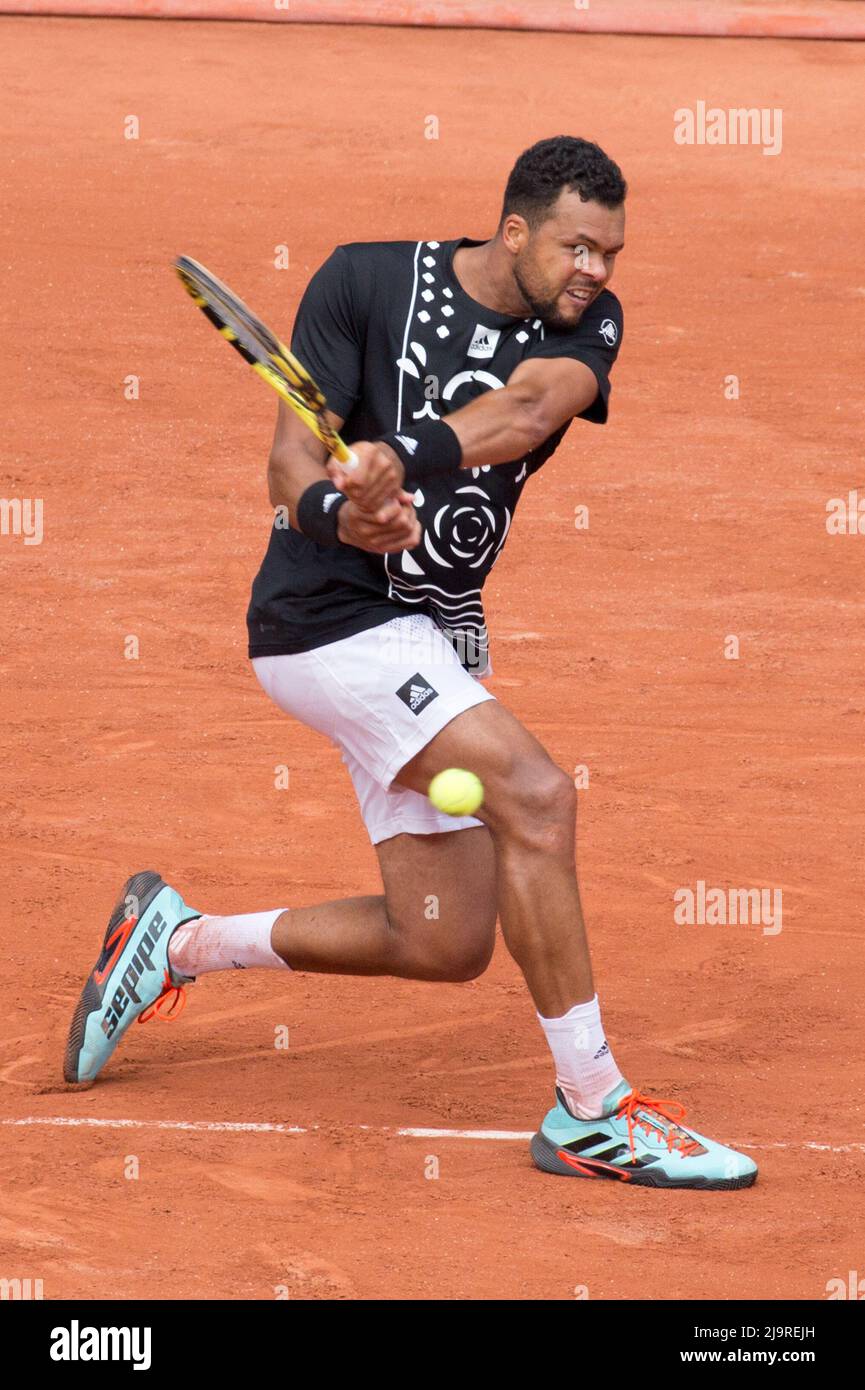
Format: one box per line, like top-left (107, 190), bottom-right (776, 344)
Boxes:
top-left (381, 422), bottom-right (462, 483)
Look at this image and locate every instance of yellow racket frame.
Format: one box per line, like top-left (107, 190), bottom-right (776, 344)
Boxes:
top-left (175, 256), bottom-right (357, 468)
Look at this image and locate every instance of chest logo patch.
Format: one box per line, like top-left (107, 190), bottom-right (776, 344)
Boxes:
top-left (467, 324), bottom-right (501, 360)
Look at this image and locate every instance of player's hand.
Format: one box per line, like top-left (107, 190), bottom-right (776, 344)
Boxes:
top-left (337, 496), bottom-right (421, 554)
top-left (327, 440), bottom-right (405, 514)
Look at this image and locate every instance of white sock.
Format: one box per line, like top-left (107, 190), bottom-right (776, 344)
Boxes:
top-left (537, 995), bottom-right (626, 1120)
top-left (168, 909), bottom-right (289, 979)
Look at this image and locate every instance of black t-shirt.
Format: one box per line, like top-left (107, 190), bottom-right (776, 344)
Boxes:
top-left (247, 237), bottom-right (623, 675)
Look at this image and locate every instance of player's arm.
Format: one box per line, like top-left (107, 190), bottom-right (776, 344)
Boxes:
top-left (445, 356), bottom-right (599, 468)
top-left (268, 400), bottom-right (419, 553)
top-left (327, 356), bottom-right (599, 505)
top-left (173, 251), bottom-right (418, 548)
top-left (267, 398), bottom-right (332, 521)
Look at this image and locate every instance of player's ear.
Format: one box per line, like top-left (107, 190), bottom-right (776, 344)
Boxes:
top-left (501, 213), bottom-right (529, 256)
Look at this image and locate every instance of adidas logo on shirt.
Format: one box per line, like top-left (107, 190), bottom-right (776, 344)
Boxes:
top-left (467, 324), bottom-right (501, 360)
top-left (395, 672), bottom-right (440, 715)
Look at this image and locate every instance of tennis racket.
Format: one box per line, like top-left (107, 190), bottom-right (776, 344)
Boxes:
top-left (174, 255), bottom-right (357, 468)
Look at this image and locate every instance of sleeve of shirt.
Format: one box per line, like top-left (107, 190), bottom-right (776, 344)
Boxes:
top-left (523, 292), bottom-right (623, 424)
top-left (289, 246), bottom-right (363, 421)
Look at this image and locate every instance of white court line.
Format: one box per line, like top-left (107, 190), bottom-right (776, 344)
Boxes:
top-left (399, 1127), bottom-right (533, 1141)
top-left (1, 1116), bottom-right (864, 1152)
top-left (0, 1116), bottom-right (306, 1134)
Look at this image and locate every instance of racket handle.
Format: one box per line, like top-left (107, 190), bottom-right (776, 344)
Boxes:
top-left (338, 447), bottom-right (359, 471)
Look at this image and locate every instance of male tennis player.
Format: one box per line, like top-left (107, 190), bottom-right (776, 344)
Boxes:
top-left (66, 137), bottom-right (756, 1189)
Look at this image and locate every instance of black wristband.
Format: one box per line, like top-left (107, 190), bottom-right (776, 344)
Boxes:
top-left (295, 479), bottom-right (349, 547)
top-left (379, 419), bottom-right (462, 488)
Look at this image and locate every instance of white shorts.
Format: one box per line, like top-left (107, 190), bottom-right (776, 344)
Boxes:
top-left (251, 613), bottom-right (496, 845)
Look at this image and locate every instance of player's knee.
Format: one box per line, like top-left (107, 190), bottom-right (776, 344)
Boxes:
top-left (386, 896), bottom-right (496, 983)
top-left (488, 761), bottom-right (576, 854)
top-left (429, 933), bottom-right (495, 983)
top-left (408, 912), bottom-right (496, 982)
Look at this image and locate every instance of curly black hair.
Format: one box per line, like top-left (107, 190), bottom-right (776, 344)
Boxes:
top-left (500, 136), bottom-right (627, 228)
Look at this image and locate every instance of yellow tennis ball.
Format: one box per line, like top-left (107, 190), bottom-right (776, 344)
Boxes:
top-left (428, 768), bottom-right (484, 817)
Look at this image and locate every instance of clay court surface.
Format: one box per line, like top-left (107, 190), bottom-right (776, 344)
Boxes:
top-left (1, 15), bottom-right (863, 1300)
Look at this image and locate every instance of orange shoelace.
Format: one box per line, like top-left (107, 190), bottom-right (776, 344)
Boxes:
top-left (614, 1089), bottom-right (702, 1159)
top-left (137, 969), bottom-right (187, 1025)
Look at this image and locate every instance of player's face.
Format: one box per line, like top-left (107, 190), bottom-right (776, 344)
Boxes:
top-left (511, 192), bottom-right (625, 330)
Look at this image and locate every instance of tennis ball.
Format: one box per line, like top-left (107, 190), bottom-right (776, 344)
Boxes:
top-left (428, 767), bottom-right (484, 817)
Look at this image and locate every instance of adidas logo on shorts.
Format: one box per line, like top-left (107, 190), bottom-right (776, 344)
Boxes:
top-left (395, 672), bottom-right (440, 715)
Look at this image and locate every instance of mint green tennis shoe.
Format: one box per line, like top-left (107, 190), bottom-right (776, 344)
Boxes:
top-left (64, 871), bottom-right (200, 1084)
top-left (531, 1081), bottom-right (757, 1189)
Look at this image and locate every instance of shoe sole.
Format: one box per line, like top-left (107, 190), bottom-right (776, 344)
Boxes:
top-left (63, 870), bottom-right (166, 1084)
top-left (530, 1131), bottom-right (758, 1190)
